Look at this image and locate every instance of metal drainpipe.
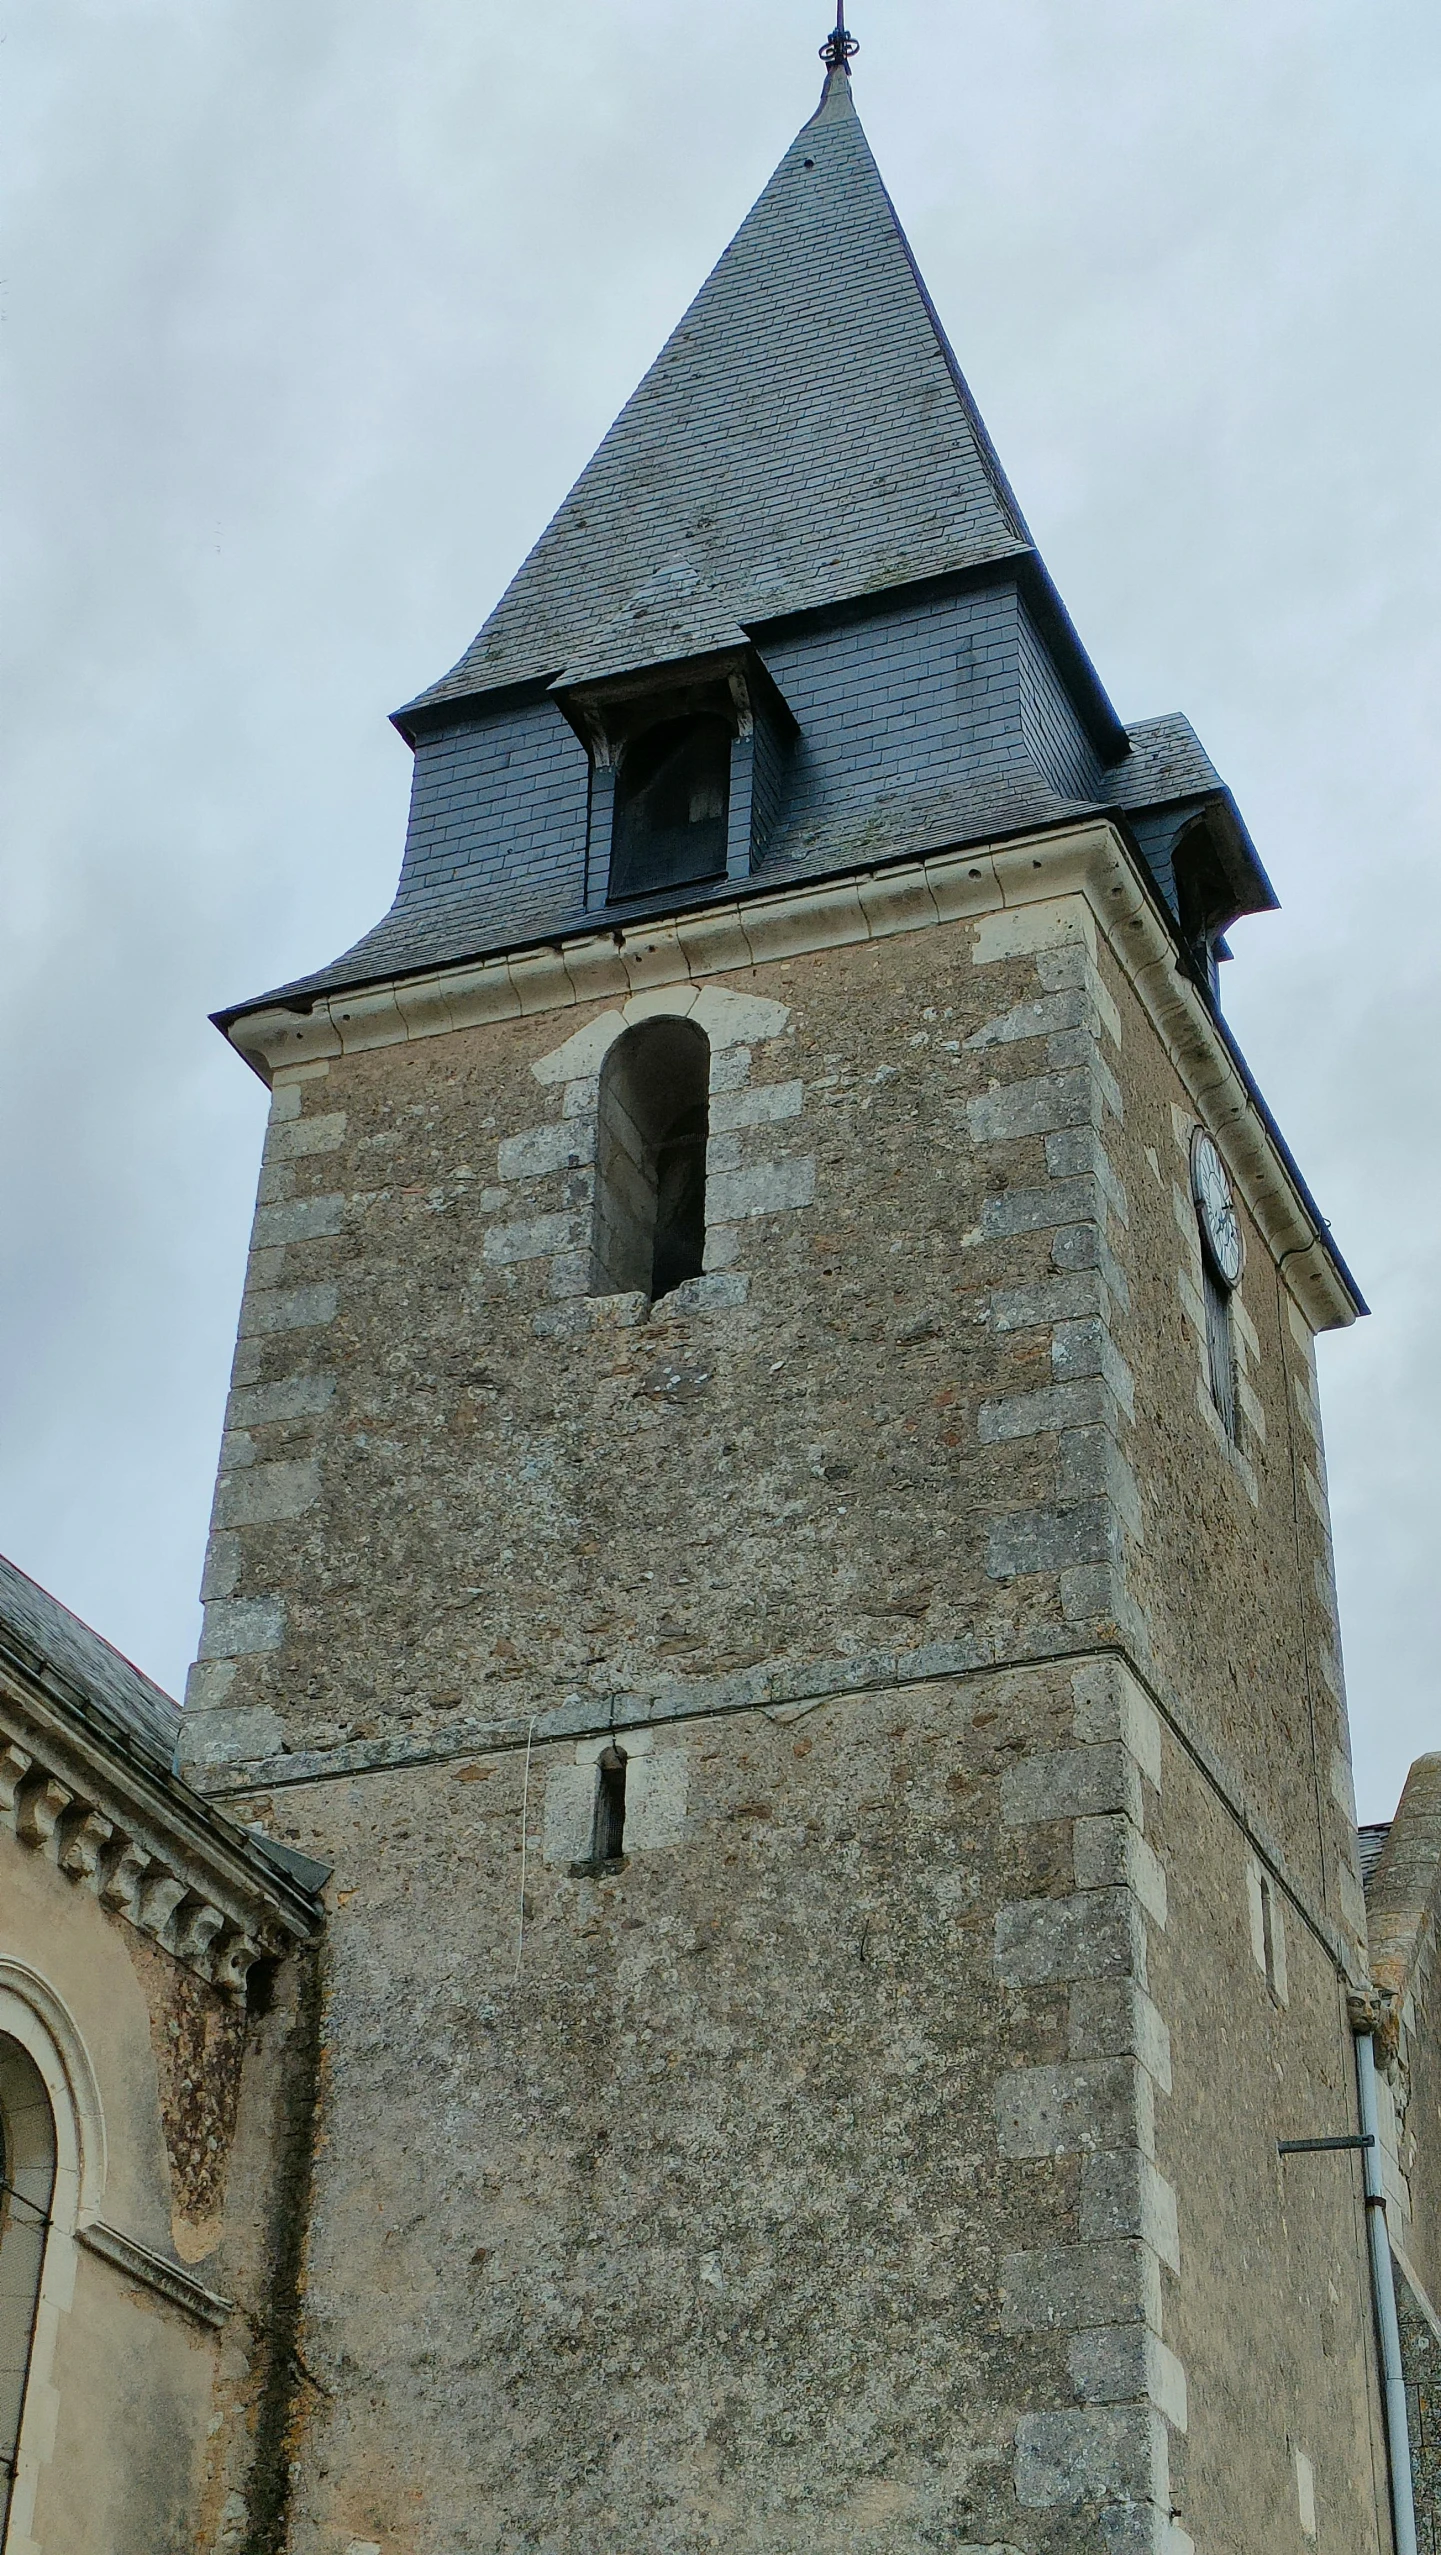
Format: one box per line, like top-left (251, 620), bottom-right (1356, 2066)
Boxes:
top-left (1355, 2025), bottom-right (1419, 2555)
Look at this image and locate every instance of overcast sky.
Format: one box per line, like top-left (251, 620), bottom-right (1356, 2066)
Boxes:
top-left (2, 0), bottom-right (1437, 1820)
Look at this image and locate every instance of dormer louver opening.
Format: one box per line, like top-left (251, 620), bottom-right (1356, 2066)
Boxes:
top-left (552, 646), bottom-right (797, 913)
top-left (610, 715), bottom-right (732, 898)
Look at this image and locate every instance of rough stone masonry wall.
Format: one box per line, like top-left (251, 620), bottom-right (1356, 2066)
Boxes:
top-left (185, 893), bottom-right (1157, 1787)
top-left (240, 1654), bottom-right (1191, 2555)
top-left (183, 873), bottom-right (1374, 2553)
top-left (1092, 926), bottom-right (1365, 1961)
top-left (1143, 1727), bottom-right (1384, 2555)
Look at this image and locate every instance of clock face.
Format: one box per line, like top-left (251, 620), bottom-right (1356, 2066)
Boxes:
top-left (1191, 1129), bottom-right (1244, 1289)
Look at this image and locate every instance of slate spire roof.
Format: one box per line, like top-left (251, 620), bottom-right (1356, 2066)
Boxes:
top-left (401, 64), bottom-right (1035, 717)
top-left (223, 45), bottom-right (1284, 1076)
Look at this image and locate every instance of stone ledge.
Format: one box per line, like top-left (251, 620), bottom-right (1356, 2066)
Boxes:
top-left (77, 2221), bottom-right (233, 2329)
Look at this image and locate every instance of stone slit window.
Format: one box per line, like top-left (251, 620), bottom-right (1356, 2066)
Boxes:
top-left (593, 1747), bottom-right (627, 1867)
top-left (592, 1017), bottom-right (711, 1302)
top-left (1259, 1872), bottom-right (1280, 1999)
top-left (609, 716), bottom-right (731, 899)
top-left (1248, 1858), bottom-right (1289, 2006)
top-left (1203, 1259), bottom-right (1237, 1442)
top-left (0, 2036), bottom-right (56, 2546)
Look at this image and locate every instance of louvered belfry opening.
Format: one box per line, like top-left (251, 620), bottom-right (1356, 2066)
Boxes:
top-left (608, 715), bottom-right (732, 899)
top-left (591, 1017), bottom-right (711, 1302)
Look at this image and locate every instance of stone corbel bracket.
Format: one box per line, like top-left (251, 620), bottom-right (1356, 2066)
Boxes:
top-left (0, 1650), bottom-right (320, 2004)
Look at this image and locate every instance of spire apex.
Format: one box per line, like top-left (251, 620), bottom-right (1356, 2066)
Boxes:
top-left (819, 3), bottom-right (859, 74)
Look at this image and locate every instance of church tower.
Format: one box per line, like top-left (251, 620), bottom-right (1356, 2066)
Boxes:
top-left (184, 30), bottom-right (1389, 2554)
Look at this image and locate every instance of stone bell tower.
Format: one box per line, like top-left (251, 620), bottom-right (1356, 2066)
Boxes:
top-left (183, 30), bottom-right (1391, 2555)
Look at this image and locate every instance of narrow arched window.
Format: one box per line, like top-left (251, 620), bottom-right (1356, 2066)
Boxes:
top-left (0, 2038), bottom-right (56, 2548)
top-left (592, 1017), bottom-right (710, 1302)
top-left (609, 716), bottom-right (731, 899)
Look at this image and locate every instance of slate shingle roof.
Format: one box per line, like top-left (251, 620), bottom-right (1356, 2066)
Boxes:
top-left (0, 1548), bottom-right (181, 1777)
top-left (1106, 714), bottom-right (1223, 810)
top-left (400, 66), bottom-right (1033, 715)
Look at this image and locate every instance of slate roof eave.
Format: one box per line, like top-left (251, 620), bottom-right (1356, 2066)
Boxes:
top-left (0, 1549), bottom-right (182, 1775)
top-left (212, 787), bottom-right (1103, 1030)
top-left (0, 1551), bottom-right (329, 1919)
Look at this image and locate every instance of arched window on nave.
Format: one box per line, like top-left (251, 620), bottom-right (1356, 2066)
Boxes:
top-left (0, 2036), bottom-right (57, 2550)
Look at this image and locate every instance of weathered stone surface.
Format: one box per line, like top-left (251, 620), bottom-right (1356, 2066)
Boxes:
top-left (252, 1193), bottom-right (346, 1248)
top-left (988, 1498), bottom-right (1118, 1582)
top-left (213, 1459), bottom-right (321, 1530)
top-left (1051, 1317), bottom-right (1136, 1417)
top-left (1013, 2404), bottom-right (1168, 2510)
top-left (995, 2057), bottom-right (1141, 2156)
top-left (497, 1116), bottom-right (597, 1181)
top-left (967, 991), bottom-right (1089, 1049)
top-left (979, 1377), bottom-right (1114, 1442)
top-left (706, 1154), bottom-right (816, 1220)
top-left (198, 1598), bottom-right (286, 1660)
top-left (1002, 2240), bottom-right (1162, 2335)
top-left (1075, 1815), bottom-right (1169, 1925)
top-left (660, 1271), bottom-right (749, 1315)
top-left (482, 1209), bottom-right (585, 1264)
top-left (995, 1891), bottom-right (1146, 1991)
top-left (1069, 1983), bottom-right (1172, 2092)
top-left (1080, 2151), bottom-right (1180, 2271)
top-left (967, 1069), bottom-right (1095, 1145)
top-left (1069, 2325), bottom-right (1188, 2428)
top-left (269, 1107), bottom-right (347, 1158)
top-left (708, 1079), bottom-right (804, 1131)
top-left (1002, 1744), bottom-right (1142, 1828)
top-left (238, 1281), bottom-right (338, 1336)
top-left (991, 1272), bottom-right (1108, 1333)
top-left (226, 1373), bottom-right (335, 1428)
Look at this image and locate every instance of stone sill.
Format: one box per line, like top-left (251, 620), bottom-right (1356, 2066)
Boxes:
top-left (533, 1272), bottom-right (748, 1339)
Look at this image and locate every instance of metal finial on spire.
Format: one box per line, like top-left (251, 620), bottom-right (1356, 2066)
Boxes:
top-left (820, 3), bottom-right (859, 72)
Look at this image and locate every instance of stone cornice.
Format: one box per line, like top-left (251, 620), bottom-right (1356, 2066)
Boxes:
top-left (227, 821), bottom-right (1359, 1334)
top-left (0, 1641), bottom-right (320, 2003)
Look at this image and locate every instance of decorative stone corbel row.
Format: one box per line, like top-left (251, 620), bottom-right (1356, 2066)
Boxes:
top-left (76, 2220), bottom-right (233, 2329)
top-left (0, 1656), bottom-right (319, 2003)
top-left (224, 819), bottom-right (1360, 1336)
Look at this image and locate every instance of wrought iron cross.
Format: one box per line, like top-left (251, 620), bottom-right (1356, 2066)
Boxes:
top-left (820, 3), bottom-right (860, 71)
